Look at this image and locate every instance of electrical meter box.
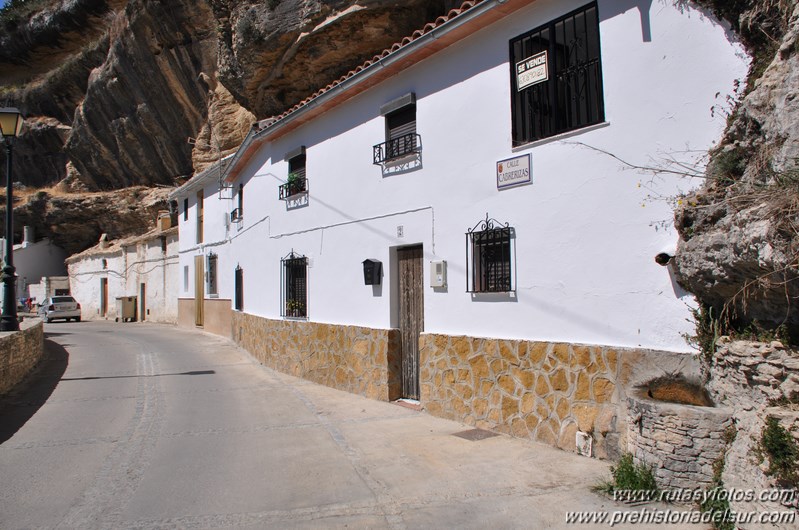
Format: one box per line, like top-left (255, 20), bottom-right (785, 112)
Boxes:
top-left (430, 260), bottom-right (447, 288)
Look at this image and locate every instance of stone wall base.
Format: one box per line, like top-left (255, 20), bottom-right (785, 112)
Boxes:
top-left (0, 319), bottom-right (44, 395)
top-left (232, 312), bottom-right (401, 401)
top-left (420, 333), bottom-right (625, 458)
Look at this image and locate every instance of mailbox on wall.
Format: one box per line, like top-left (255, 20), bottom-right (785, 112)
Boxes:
top-left (362, 259), bottom-right (382, 285)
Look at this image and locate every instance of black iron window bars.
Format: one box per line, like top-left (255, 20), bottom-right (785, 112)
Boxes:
top-left (466, 214), bottom-right (515, 293)
top-left (510, 2), bottom-right (604, 145)
top-left (373, 132), bottom-right (422, 165)
top-left (281, 251), bottom-right (308, 318)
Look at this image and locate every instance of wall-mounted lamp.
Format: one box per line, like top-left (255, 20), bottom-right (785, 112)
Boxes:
top-left (362, 259), bottom-right (382, 285)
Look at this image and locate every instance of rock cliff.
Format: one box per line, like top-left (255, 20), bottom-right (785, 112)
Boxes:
top-left (674, 0), bottom-right (799, 330)
top-left (0, 0), bottom-right (453, 250)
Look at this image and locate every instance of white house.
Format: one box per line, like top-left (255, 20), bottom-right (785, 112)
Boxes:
top-left (67, 218), bottom-right (179, 323)
top-left (171, 0), bottom-right (748, 455)
top-left (0, 227), bottom-right (69, 305)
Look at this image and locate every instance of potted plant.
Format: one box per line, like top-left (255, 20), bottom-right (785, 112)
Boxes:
top-left (286, 172), bottom-right (304, 196)
top-left (285, 299), bottom-right (305, 317)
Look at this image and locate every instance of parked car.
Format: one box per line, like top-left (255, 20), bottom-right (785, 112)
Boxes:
top-left (38, 296), bottom-right (82, 323)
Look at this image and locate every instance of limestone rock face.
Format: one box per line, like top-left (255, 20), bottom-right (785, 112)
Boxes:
top-left (0, 0), bottom-right (454, 251)
top-left (673, 0), bottom-right (799, 326)
top-left (13, 187), bottom-right (172, 255)
top-left (1, 0), bottom-right (452, 191)
top-left (210, 0), bottom-right (450, 116)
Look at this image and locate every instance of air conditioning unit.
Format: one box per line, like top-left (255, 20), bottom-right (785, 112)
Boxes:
top-left (430, 260), bottom-right (447, 288)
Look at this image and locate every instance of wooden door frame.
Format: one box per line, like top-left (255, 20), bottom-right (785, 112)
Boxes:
top-left (194, 255), bottom-right (204, 326)
top-left (100, 277), bottom-right (108, 317)
top-left (139, 282), bottom-right (146, 322)
top-left (396, 244), bottom-right (424, 400)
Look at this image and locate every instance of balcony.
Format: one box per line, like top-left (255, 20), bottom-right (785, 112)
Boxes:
top-left (373, 133), bottom-right (421, 165)
top-left (279, 174), bottom-right (307, 200)
top-left (230, 207), bottom-right (242, 223)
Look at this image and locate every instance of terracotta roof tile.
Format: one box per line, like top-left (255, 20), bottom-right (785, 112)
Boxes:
top-left (265, 0), bottom-right (486, 129)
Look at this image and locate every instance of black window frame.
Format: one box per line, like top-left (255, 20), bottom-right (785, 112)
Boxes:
top-left (281, 251), bottom-right (308, 318)
top-left (231, 183), bottom-right (244, 222)
top-left (466, 215), bottom-right (515, 293)
top-left (510, 2), bottom-right (604, 146)
top-left (373, 93), bottom-right (421, 164)
top-left (281, 147), bottom-right (308, 200)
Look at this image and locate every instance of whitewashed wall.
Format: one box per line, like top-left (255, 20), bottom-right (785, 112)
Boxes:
top-left (176, 0), bottom-right (748, 352)
top-left (68, 232), bottom-right (179, 323)
top-left (68, 251), bottom-right (126, 320)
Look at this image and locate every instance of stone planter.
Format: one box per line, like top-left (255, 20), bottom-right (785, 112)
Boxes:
top-left (627, 394), bottom-right (733, 491)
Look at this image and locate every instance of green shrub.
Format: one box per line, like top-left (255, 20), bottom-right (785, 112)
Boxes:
top-left (760, 416), bottom-right (799, 488)
top-left (594, 453), bottom-right (658, 497)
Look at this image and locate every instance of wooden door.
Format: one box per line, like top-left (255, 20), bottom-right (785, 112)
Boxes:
top-left (194, 255), bottom-right (204, 326)
top-left (100, 278), bottom-right (108, 317)
top-left (139, 283), bottom-right (146, 322)
top-left (398, 245), bottom-right (424, 399)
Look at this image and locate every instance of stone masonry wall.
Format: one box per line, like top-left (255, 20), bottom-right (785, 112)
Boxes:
top-left (706, 339), bottom-right (799, 527)
top-left (232, 312), bottom-right (401, 401)
top-left (627, 396), bottom-right (733, 490)
top-left (419, 333), bottom-right (624, 458)
top-left (0, 319), bottom-right (44, 395)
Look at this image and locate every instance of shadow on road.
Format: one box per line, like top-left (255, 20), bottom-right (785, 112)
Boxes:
top-left (0, 339), bottom-right (69, 446)
top-left (61, 370), bottom-right (216, 381)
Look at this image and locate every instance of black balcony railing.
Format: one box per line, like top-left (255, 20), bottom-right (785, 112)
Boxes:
top-left (279, 176), bottom-right (307, 200)
top-left (373, 133), bottom-right (421, 164)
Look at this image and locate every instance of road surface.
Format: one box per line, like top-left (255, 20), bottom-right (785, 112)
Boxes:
top-left (0, 321), bottom-right (669, 528)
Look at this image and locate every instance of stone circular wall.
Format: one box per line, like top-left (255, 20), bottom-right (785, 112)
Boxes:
top-left (627, 395), bottom-right (732, 491)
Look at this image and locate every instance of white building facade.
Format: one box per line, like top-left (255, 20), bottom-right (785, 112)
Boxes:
top-left (0, 227), bottom-right (68, 305)
top-left (67, 225), bottom-right (179, 323)
top-left (172, 0), bottom-right (748, 455)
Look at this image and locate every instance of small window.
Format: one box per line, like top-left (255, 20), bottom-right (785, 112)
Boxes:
top-left (374, 93), bottom-right (419, 164)
top-left (232, 183), bottom-right (244, 222)
top-left (207, 253), bottom-right (218, 296)
top-left (466, 215), bottom-right (514, 293)
top-left (281, 251), bottom-right (307, 318)
top-left (510, 2), bottom-right (604, 145)
top-left (281, 148), bottom-right (307, 200)
top-left (161, 236), bottom-right (167, 254)
top-left (102, 259), bottom-right (107, 270)
top-left (234, 265), bottom-right (244, 311)
top-left (183, 198), bottom-right (189, 221)
top-left (196, 191), bottom-right (204, 244)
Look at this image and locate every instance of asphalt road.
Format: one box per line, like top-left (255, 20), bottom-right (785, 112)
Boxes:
top-left (0, 321), bottom-right (678, 529)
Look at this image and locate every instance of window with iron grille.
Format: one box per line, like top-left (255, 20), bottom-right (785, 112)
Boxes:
top-left (207, 253), bottom-right (218, 296)
top-left (466, 215), bottom-right (514, 293)
top-left (510, 2), bottom-right (604, 146)
top-left (183, 198), bottom-right (188, 221)
top-left (281, 252), bottom-right (307, 318)
top-left (373, 93), bottom-right (420, 164)
top-left (234, 266), bottom-right (243, 311)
